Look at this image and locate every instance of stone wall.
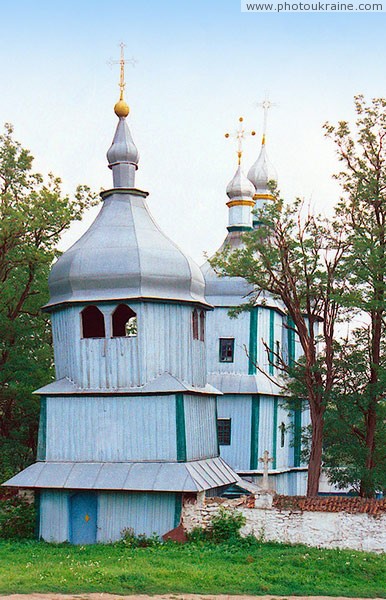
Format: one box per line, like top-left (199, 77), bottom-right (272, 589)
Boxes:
top-left (181, 494), bottom-right (386, 554)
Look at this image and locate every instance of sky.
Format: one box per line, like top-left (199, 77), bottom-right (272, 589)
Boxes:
top-left (0, 0), bottom-right (385, 263)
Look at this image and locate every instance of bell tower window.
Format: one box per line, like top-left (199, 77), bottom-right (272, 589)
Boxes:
top-left (192, 309), bottom-right (199, 340)
top-left (112, 304), bottom-right (137, 337)
top-left (199, 310), bottom-right (205, 342)
top-left (81, 306), bottom-right (106, 338)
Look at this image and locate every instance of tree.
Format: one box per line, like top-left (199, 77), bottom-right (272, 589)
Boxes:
top-left (0, 123), bottom-right (97, 482)
top-left (323, 330), bottom-right (386, 495)
top-left (323, 95), bottom-right (386, 496)
top-left (211, 196), bottom-right (347, 496)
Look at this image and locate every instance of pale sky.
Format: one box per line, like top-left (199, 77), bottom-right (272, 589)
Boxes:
top-left (1, 1), bottom-right (385, 263)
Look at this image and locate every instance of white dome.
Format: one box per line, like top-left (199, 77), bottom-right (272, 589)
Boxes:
top-left (226, 165), bottom-right (255, 200)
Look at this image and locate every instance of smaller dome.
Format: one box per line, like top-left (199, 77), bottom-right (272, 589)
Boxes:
top-left (226, 165), bottom-right (255, 200)
top-left (107, 117), bottom-right (139, 166)
top-left (247, 144), bottom-right (277, 192)
top-left (114, 99), bottom-right (130, 118)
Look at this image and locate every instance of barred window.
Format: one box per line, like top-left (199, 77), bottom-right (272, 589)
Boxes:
top-left (217, 418), bottom-right (231, 446)
top-left (219, 338), bottom-right (234, 362)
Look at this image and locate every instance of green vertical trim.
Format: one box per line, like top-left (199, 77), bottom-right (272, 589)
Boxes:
top-left (214, 397), bottom-right (220, 456)
top-left (174, 493), bottom-right (182, 528)
top-left (248, 307), bottom-right (258, 375)
top-left (269, 309), bottom-right (275, 375)
top-left (293, 402), bottom-right (302, 467)
top-left (250, 395), bottom-right (260, 469)
top-left (34, 491), bottom-right (41, 540)
top-left (175, 394), bottom-right (187, 462)
top-left (272, 397), bottom-right (278, 469)
top-left (287, 316), bottom-right (295, 366)
top-left (37, 396), bottom-right (47, 461)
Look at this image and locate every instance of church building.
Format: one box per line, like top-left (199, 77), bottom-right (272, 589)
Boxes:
top-left (3, 57), bottom-right (315, 542)
top-left (202, 116), bottom-right (309, 495)
top-left (3, 60), bottom-right (241, 543)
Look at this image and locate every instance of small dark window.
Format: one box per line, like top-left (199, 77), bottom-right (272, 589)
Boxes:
top-left (199, 310), bottom-right (205, 342)
top-left (192, 309), bottom-right (199, 340)
top-left (217, 418), bottom-right (231, 445)
top-left (81, 306), bottom-right (106, 338)
top-left (276, 340), bottom-right (281, 366)
top-left (112, 304), bottom-right (137, 337)
top-left (219, 338), bottom-right (234, 362)
top-left (280, 422), bottom-right (286, 448)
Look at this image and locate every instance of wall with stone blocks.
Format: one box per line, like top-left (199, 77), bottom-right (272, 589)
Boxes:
top-left (181, 495), bottom-right (386, 554)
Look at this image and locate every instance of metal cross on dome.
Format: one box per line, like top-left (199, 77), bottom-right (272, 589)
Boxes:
top-left (256, 94), bottom-right (277, 144)
top-left (108, 42), bottom-right (138, 99)
top-left (225, 117), bottom-right (256, 166)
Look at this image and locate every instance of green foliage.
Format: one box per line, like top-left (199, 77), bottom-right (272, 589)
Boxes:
top-left (187, 506), bottom-right (246, 544)
top-left (0, 538), bottom-right (384, 596)
top-left (120, 527), bottom-right (161, 548)
top-left (0, 496), bottom-right (36, 539)
top-left (0, 123), bottom-right (97, 482)
top-left (208, 506), bottom-right (246, 542)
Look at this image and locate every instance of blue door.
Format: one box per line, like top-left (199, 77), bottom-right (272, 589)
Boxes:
top-left (70, 492), bottom-right (98, 544)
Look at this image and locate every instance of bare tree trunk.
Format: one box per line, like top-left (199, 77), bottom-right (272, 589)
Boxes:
top-left (307, 404), bottom-right (325, 497)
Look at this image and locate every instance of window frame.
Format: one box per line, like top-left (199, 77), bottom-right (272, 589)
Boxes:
top-left (217, 418), bottom-right (232, 446)
top-left (219, 337), bottom-right (235, 363)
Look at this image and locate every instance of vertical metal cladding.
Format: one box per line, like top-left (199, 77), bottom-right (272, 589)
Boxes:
top-left (39, 491), bottom-right (69, 542)
top-left (258, 395), bottom-right (275, 459)
top-left (217, 395), bottom-right (252, 471)
top-left (51, 302), bottom-right (206, 390)
top-left (184, 395), bottom-right (218, 461)
top-left (206, 307), bottom-right (250, 375)
top-left (97, 492), bottom-right (176, 542)
top-left (45, 395), bottom-right (177, 461)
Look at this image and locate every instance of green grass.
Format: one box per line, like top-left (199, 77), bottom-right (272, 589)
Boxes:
top-left (0, 539), bottom-right (384, 596)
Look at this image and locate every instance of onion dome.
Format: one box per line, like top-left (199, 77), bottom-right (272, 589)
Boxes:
top-left (226, 165), bottom-right (255, 201)
top-left (247, 135), bottom-right (277, 200)
top-left (45, 79), bottom-right (209, 310)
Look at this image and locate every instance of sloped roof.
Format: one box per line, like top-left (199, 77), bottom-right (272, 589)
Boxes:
top-left (2, 457), bottom-right (238, 493)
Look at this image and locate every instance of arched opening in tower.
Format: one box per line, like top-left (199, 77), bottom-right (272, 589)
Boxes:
top-left (112, 304), bottom-right (137, 337)
top-left (81, 306), bottom-right (106, 338)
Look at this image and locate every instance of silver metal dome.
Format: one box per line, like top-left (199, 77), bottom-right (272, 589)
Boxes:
top-left (247, 143), bottom-right (277, 192)
top-left (47, 188), bottom-right (209, 309)
top-left (201, 231), bottom-right (254, 307)
top-left (226, 165), bottom-right (255, 200)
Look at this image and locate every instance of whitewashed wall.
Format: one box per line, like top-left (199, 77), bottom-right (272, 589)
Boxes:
top-left (182, 500), bottom-right (386, 553)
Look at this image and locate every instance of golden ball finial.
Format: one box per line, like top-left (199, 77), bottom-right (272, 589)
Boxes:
top-left (114, 99), bottom-right (130, 118)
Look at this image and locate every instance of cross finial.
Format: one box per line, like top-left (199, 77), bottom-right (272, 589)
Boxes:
top-left (225, 117), bottom-right (256, 166)
top-left (256, 93), bottom-right (276, 145)
top-left (108, 43), bottom-right (138, 117)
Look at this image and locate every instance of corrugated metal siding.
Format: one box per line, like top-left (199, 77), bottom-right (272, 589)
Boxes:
top-left (46, 395), bottom-right (177, 461)
top-left (258, 395), bottom-right (275, 459)
top-left (184, 395), bottom-right (218, 460)
top-left (217, 395), bottom-right (252, 471)
top-left (206, 308), bottom-right (250, 375)
top-left (40, 491), bottom-right (69, 542)
top-left (51, 302), bottom-right (206, 390)
top-left (97, 492), bottom-right (176, 542)
top-left (276, 401), bottom-right (293, 470)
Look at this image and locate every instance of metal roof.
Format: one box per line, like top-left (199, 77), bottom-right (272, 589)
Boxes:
top-left (34, 373), bottom-right (222, 396)
top-left (3, 457), bottom-right (238, 493)
top-left (46, 188), bottom-right (210, 310)
top-left (208, 372), bottom-right (285, 396)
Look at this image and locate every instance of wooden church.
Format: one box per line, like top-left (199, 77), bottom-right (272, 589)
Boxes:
top-left (3, 63), bottom-right (240, 543)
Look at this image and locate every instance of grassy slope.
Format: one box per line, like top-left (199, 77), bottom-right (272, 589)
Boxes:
top-left (0, 539), bottom-right (385, 596)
